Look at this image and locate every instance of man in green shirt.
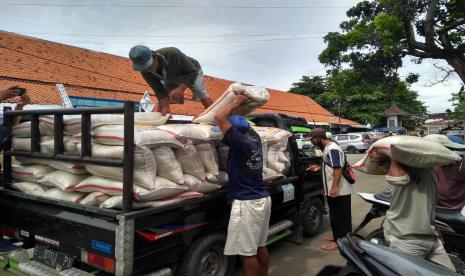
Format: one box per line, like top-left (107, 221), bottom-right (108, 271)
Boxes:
top-left (384, 159), bottom-right (455, 271)
top-left (129, 45), bottom-right (213, 115)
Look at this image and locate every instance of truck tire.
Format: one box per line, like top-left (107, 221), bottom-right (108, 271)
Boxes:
top-left (176, 233), bottom-right (236, 276)
top-left (347, 146), bottom-right (358, 154)
top-left (303, 198), bottom-right (324, 237)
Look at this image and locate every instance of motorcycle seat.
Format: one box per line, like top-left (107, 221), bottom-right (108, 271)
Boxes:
top-left (436, 209), bottom-right (465, 225)
top-left (356, 239), bottom-right (459, 276)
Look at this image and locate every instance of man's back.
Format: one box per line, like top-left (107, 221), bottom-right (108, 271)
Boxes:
top-left (223, 126), bottom-right (269, 200)
top-left (434, 155), bottom-right (465, 211)
top-left (384, 167), bottom-right (437, 239)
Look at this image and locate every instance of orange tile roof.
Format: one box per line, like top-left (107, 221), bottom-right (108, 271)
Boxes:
top-left (0, 31), bottom-right (358, 126)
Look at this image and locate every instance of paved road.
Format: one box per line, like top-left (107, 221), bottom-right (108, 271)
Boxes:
top-left (234, 154), bottom-right (389, 275)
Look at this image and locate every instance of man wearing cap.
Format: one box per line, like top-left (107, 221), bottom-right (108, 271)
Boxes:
top-left (424, 134), bottom-right (465, 211)
top-left (383, 139), bottom-right (455, 271)
top-left (214, 95), bottom-right (271, 276)
top-left (307, 128), bottom-right (352, 251)
top-left (129, 45), bottom-right (213, 115)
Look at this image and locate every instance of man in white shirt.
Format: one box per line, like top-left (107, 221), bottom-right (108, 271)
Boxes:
top-left (307, 128), bottom-right (352, 251)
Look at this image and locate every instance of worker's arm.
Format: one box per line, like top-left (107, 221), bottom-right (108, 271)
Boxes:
top-left (12, 94), bottom-right (31, 125)
top-left (330, 167), bottom-right (343, 197)
top-left (386, 159), bottom-right (409, 186)
top-left (214, 95), bottom-right (249, 134)
top-left (141, 72), bottom-right (168, 100)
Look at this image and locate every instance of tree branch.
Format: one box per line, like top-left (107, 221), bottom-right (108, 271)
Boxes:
top-left (425, 0), bottom-right (438, 48)
top-left (402, 49), bottom-right (445, 59)
top-left (437, 19), bottom-right (465, 34)
top-left (403, 18), bottom-right (428, 51)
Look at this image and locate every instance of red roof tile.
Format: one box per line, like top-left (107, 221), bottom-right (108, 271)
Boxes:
top-left (0, 31), bottom-right (358, 126)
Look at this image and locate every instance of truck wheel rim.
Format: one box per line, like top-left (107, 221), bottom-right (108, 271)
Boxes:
top-left (308, 206), bottom-right (320, 227)
top-left (199, 247), bottom-right (227, 276)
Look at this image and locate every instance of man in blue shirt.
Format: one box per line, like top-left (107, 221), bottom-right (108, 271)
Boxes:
top-left (215, 95), bottom-right (271, 276)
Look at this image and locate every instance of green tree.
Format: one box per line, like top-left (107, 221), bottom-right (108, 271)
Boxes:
top-left (289, 70), bottom-right (426, 128)
top-left (450, 86), bottom-right (465, 119)
top-left (319, 0), bottom-right (465, 83)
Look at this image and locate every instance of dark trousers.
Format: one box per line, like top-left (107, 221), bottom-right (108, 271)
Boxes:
top-left (327, 195), bottom-right (352, 241)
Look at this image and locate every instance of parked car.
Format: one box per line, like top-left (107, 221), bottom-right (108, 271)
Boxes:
top-left (334, 132), bottom-right (373, 153)
top-left (366, 130), bottom-right (386, 142)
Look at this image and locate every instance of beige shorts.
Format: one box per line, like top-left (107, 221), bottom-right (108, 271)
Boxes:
top-left (224, 196), bottom-right (271, 256)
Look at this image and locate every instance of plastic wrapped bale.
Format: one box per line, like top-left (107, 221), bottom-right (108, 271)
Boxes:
top-left (40, 136), bottom-right (80, 155)
top-left (352, 136), bottom-right (462, 175)
top-left (12, 137), bottom-right (52, 152)
top-left (268, 142), bottom-right (286, 173)
top-left (193, 83), bottom-right (270, 124)
top-left (15, 157), bottom-right (88, 175)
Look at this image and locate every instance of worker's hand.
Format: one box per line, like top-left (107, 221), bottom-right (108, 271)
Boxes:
top-left (306, 165), bottom-right (321, 172)
top-left (233, 94), bottom-right (249, 106)
top-left (20, 94), bottom-right (31, 104)
top-left (169, 85), bottom-right (187, 101)
top-left (330, 186), bottom-right (339, 198)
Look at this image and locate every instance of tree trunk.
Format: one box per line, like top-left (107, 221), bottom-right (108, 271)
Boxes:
top-left (445, 55), bottom-right (465, 84)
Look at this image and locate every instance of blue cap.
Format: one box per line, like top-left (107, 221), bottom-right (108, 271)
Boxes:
top-left (228, 115), bottom-right (250, 130)
top-left (129, 45), bottom-right (153, 71)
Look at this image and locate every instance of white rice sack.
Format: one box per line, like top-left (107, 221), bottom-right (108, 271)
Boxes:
top-left (11, 121), bottom-right (31, 137)
top-left (183, 174), bottom-right (221, 193)
top-left (278, 144), bottom-right (289, 163)
top-left (100, 191), bottom-right (203, 209)
top-left (136, 177), bottom-right (188, 201)
top-left (75, 143), bottom-right (155, 170)
top-left (40, 136), bottom-right (79, 155)
top-left (12, 164), bottom-right (55, 182)
top-left (252, 126), bottom-right (292, 144)
top-left (206, 171), bottom-right (229, 185)
top-left (261, 139), bottom-right (268, 168)
top-left (175, 143), bottom-right (206, 180)
top-left (40, 188), bottom-right (85, 203)
top-left (63, 112), bottom-right (171, 134)
top-left (73, 175), bottom-right (148, 196)
top-left (152, 146), bottom-right (184, 184)
top-left (12, 137), bottom-right (52, 152)
top-left (79, 192), bottom-right (110, 206)
top-left (263, 167), bottom-right (283, 181)
top-left (217, 145), bottom-right (229, 171)
top-left (100, 196), bottom-right (153, 209)
top-left (14, 156), bottom-right (88, 174)
top-left (48, 160), bottom-right (88, 174)
top-left (84, 164), bottom-right (157, 190)
top-left (158, 124), bottom-right (223, 143)
top-left (196, 143), bottom-right (220, 175)
top-left (352, 136), bottom-right (462, 175)
top-left (268, 143), bottom-right (283, 172)
top-left (91, 125), bottom-right (186, 148)
top-left (37, 170), bottom-right (89, 191)
top-left (193, 83), bottom-right (269, 124)
top-left (12, 182), bottom-right (48, 195)
top-left (38, 116), bottom-right (55, 136)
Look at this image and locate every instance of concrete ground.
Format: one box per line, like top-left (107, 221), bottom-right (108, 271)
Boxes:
top-left (234, 153), bottom-right (389, 276)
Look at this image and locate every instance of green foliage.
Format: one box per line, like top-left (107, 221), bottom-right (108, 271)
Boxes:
top-left (450, 86), bottom-right (465, 119)
top-left (289, 70), bottom-right (426, 128)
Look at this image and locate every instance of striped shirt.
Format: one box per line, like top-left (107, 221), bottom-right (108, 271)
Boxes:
top-left (321, 142), bottom-right (352, 196)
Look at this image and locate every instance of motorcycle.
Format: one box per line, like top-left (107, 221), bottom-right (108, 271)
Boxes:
top-left (316, 233), bottom-right (461, 276)
top-left (353, 191), bottom-right (465, 274)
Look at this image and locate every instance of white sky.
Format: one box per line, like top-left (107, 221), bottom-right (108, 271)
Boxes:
top-left (0, 0), bottom-right (462, 113)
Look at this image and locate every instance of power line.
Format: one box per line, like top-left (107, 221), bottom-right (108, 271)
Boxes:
top-left (16, 31), bottom-right (333, 38)
top-left (44, 35), bottom-right (325, 46)
top-left (0, 3), bottom-right (350, 9)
